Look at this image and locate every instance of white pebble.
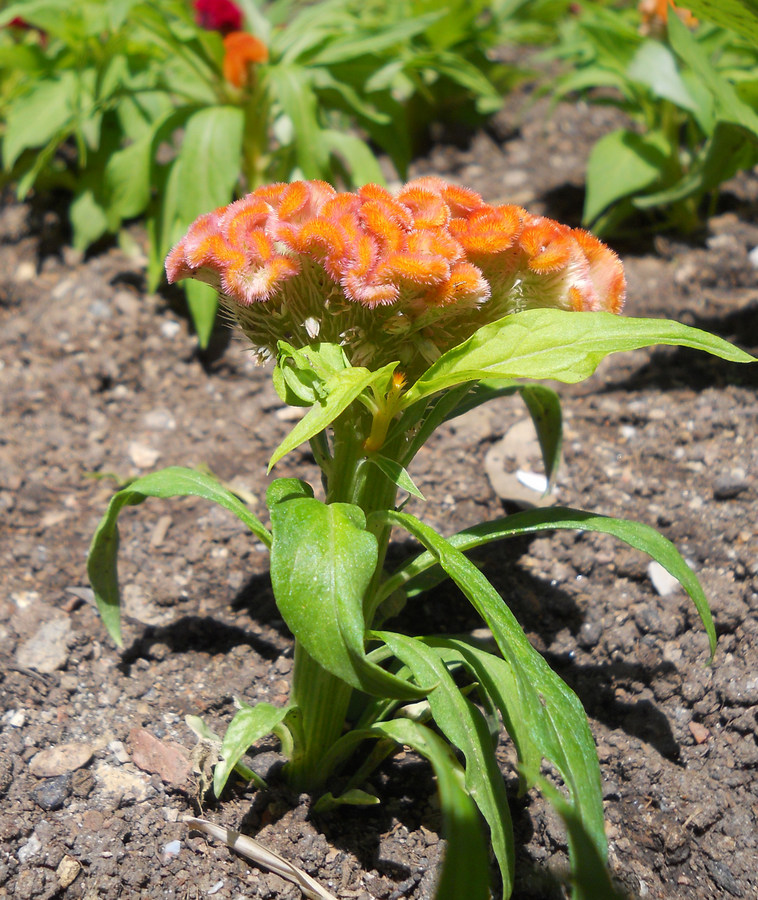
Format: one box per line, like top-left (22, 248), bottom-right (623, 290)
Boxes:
top-left (516, 469), bottom-right (548, 494)
top-left (162, 840), bottom-right (182, 860)
top-left (647, 561), bottom-right (680, 597)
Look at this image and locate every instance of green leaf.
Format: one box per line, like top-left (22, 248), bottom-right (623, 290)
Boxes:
top-left (214, 703), bottom-right (292, 796)
top-left (321, 129), bottom-right (387, 186)
top-left (583, 129), bottom-right (667, 225)
top-left (680, 0), bottom-right (758, 45)
top-left (312, 788), bottom-right (381, 813)
top-left (87, 467), bottom-right (271, 646)
top-left (268, 66), bottom-right (328, 179)
top-left (103, 125), bottom-right (162, 224)
top-left (268, 361), bottom-right (398, 471)
top-left (370, 719), bottom-right (491, 900)
top-left (273, 341), bottom-right (350, 406)
top-left (668, 13), bottom-right (758, 134)
top-left (403, 309), bottom-right (755, 405)
top-left (69, 188), bottom-right (109, 251)
top-left (185, 280), bottom-right (218, 349)
top-left (176, 105), bottom-right (245, 220)
top-left (379, 511), bottom-right (607, 879)
top-left (3, 74), bottom-right (75, 170)
top-left (534, 775), bottom-right (626, 900)
top-left (269, 497), bottom-right (426, 699)
top-left (430, 636), bottom-right (622, 899)
top-left (266, 477), bottom-right (315, 509)
top-left (307, 13), bottom-right (441, 66)
top-left (384, 506), bottom-right (716, 657)
top-left (627, 40), bottom-right (699, 112)
top-left (633, 121), bottom-right (758, 210)
top-left (366, 455), bottom-right (425, 500)
top-left (375, 633), bottom-right (514, 897)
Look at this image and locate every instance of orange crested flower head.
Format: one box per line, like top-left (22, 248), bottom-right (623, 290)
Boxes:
top-left (166, 178), bottom-right (625, 376)
top-left (222, 31), bottom-right (268, 87)
top-left (638, 0), bottom-right (697, 34)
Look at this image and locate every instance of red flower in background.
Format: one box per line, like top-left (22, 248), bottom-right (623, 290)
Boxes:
top-left (193, 0), bottom-right (243, 34)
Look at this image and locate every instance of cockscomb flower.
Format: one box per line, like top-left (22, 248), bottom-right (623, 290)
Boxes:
top-left (194, 0), bottom-right (243, 34)
top-left (166, 178), bottom-right (626, 378)
top-left (638, 0), bottom-right (697, 34)
top-left (222, 32), bottom-right (268, 87)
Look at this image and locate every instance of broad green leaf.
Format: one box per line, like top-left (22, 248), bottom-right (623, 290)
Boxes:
top-left (421, 52), bottom-right (504, 114)
top-left (268, 361), bottom-right (398, 470)
top-left (583, 129), bottom-right (667, 225)
top-left (375, 633), bottom-right (514, 898)
top-left (681, 0), bottom-right (758, 45)
top-left (268, 67), bottom-right (328, 179)
top-left (0, 0), bottom-right (75, 32)
top-left (185, 280), bottom-right (218, 349)
top-left (403, 309), bottom-right (755, 406)
top-left (3, 74), bottom-right (75, 169)
top-left (88, 467), bottom-right (271, 646)
top-left (307, 13), bottom-right (441, 66)
top-left (379, 511), bottom-right (607, 867)
top-left (265, 477), bottom-right (315, 509)
top-left (383, 506), bottom-right (716, 657)
top-left (269, 498), bottom-right (426, 699)
top-left (214, 703), bottom-right (292, 796)
top-left (70, 188), bottom-right (109, 252)
top-left (174, 106), bottom-right (245, 223)
top-left (370, 719), bottom-right (491, 900)
top-left (366, 455), bottom-right (426, 500)
top-left (103, 125), bottom-right (160, 224)
top-left (627, 40), bottom-right (699, 112)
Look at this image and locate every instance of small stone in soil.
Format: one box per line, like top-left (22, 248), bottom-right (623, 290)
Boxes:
top-left (32, 774), bottom-right (72, 811)
top-left (15, 617), bottom-right (72, 673)
top-left (713, 472), bottom-right (749, 500)
top-left (29, 742), bottom-right (93, 777)
top-left (56, 855), bottom-right (81, 889)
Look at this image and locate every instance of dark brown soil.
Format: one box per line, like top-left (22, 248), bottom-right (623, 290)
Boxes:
top-left (1, 90), bottom-right (757, 900)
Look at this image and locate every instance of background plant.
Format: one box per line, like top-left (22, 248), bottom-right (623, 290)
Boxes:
top-left (543, 0), bottom-right (758, 235)
top-left (0, 0), bottom-right (517, 344)
top-left (87, 178), bottom-right (754, 898)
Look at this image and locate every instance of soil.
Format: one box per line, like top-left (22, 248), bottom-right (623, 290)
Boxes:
top-left (1, 84), bottom-right (757, 900)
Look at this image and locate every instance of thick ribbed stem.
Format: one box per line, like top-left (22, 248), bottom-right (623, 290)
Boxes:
top-left (286, 643), bottom-right (353, 792)
top-left (283, 410), bottom-right (403, 792)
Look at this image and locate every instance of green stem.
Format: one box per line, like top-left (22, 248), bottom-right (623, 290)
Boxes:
top-left (286, 643), bottom-right (353, 792)
top-left (284, 409), bottom-right (405, 792)
top-left (241, 72), bottom-right (270, 189)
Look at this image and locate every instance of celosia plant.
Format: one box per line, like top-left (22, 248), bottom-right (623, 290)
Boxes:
top-left (89, 179), bottom-right (754, 899)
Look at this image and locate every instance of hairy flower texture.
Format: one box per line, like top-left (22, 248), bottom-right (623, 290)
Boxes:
top-left (166, 178), bottom-right (626, 377)
top-left (222, 32), bottom-right (268, 87)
